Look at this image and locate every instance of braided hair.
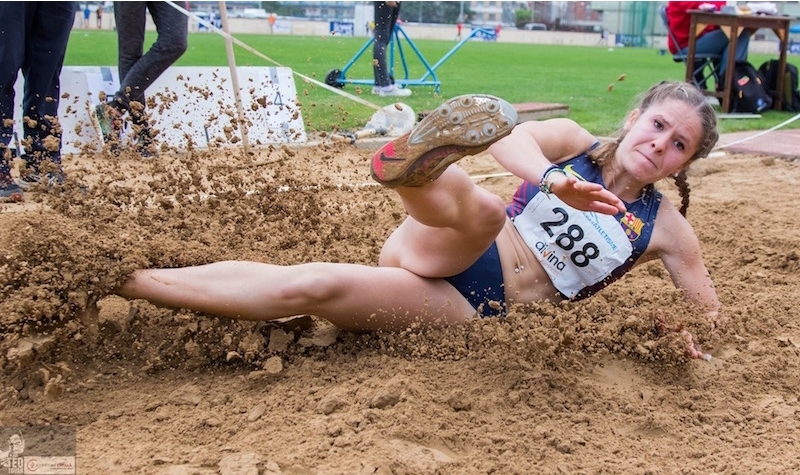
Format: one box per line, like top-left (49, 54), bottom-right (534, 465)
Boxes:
top-left (588, 81), bottom-right (719, 216)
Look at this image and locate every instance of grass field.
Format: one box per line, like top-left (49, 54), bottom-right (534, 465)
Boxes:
top-left (64, 29), bottom-right (800, 136)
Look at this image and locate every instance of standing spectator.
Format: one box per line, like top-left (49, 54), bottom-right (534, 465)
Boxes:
top-left (268, 12), bottom-right (276, 34)
top-left (455, 21), bottom-right (462, 41)
top-left (0, 2), bottom-right (76, 202)
top-left (372, 1), bottom-right (410, 97)
top-left (83, 4), bottom-right (91, 28)
top-left (96, 4), bottom-right (103, 29)
top-left (598, 28), bottom-right (609, 45)
top-left (95, 2), bottom-right (188, 157)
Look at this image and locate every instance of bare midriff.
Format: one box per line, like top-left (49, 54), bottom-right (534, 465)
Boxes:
top-left (495, 217), bottom-right (565, 307)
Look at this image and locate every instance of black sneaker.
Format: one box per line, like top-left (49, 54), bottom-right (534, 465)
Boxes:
top-left (137, 144), bottom-right (157, 159)
top-left (136, 127), bottom-right (158, 159)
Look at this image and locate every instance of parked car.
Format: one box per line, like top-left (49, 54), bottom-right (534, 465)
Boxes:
top-left (523, 23), bottom-right (547, 31)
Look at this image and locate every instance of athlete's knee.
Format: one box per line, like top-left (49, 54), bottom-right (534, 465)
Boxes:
top-left (476, 193), bottom-right (508, 238)
top-left (274, 263), bottom-right (347, 307)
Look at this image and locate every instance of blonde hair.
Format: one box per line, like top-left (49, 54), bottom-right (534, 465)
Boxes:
top-left (588, 81), bottom-right (719, 215)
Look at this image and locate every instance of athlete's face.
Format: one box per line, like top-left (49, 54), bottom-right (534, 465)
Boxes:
top-left (617, 99), bottom-right (702, 183)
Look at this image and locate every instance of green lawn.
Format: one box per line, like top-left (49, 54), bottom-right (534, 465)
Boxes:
top-left (65, 30), bottom-right (800, 136)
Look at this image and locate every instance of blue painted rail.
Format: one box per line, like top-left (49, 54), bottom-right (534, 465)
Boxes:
top-left (325, 24), bottom-right (497, 94)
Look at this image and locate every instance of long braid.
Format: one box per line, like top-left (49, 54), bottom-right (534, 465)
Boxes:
top-left (674, 169), bottom-right (691, 216)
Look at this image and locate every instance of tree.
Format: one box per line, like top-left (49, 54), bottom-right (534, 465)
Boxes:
top-left (391, 1), bottom-right (468, 24)
top-left (260, 2), bottom-right (305, 17)
top-left (515, 9), bottom-right (531, 28)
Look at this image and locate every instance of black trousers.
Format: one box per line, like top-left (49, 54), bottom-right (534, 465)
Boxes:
top-left (111, 1), bottom-right (188, 126)
top-left (0, 1), bottom-right (75, 167)
top-left (372, 1), bottom-right (400, 88)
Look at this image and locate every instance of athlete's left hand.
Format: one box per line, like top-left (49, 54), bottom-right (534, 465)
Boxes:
top-left (548, 173), bottom-right (626, 215)
top-left (654, 309), bottom-right (714, 361)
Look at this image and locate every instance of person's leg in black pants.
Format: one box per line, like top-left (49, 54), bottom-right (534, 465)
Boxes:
top-left (20, 2), bottom-right (75, 177)
top-left (0, 2), bottom-right (75, 200)
top-left (108, 1), bottom-right (188, 153)
top-left (0, 3), bottom-right (26, 199)
top-left (372, 1), bottom-right (399, 90)
top-left (371, 2), bottom-right (409, 96)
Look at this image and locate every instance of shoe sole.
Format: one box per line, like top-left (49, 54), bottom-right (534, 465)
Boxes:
top-left (371, 94), bottom-right (517, 188)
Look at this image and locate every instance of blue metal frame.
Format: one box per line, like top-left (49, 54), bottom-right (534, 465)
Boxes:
top-left (330, 24), bottom-right (497, 93)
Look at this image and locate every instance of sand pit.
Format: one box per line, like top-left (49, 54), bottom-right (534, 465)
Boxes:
top-left (1, 136), bottom-right (800, 474)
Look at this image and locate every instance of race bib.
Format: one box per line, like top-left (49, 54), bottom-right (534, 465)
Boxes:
top-left (512, 193), bottom-right (633, 299)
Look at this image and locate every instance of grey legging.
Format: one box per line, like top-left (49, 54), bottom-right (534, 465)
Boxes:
top-left (112, 2), bottom-right (188, 124)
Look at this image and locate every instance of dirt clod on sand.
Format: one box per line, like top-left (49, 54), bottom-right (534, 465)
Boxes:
top-left (1, 139), bottom-right (800, 474)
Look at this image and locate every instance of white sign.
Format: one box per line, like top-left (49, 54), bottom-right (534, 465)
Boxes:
top-left (12, 66), bottom-right (306, 155)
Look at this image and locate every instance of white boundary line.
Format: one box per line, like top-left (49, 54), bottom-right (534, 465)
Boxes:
top-left (714, 112), bottom-right (800, 150)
